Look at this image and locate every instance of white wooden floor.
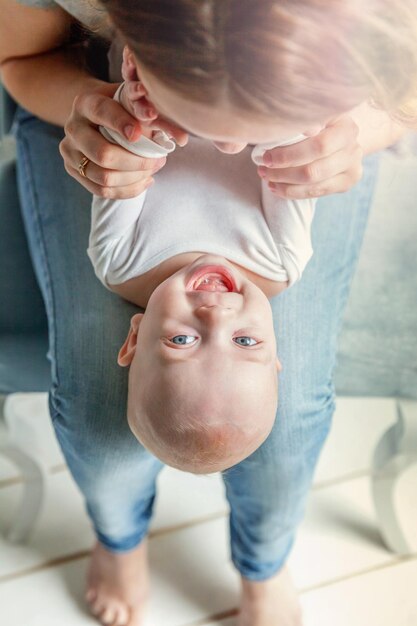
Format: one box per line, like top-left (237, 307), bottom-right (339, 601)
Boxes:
top-left (0, 397), bottom-right (416, 626)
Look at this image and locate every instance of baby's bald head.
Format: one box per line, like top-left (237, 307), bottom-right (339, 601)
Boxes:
top-left (117, 255), bottom-right (283, 473)
top-left (127, 353), bottom-right (278, 474)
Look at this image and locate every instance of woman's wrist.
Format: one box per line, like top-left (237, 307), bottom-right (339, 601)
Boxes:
top-left (349, 100), bottom-right (409, 156)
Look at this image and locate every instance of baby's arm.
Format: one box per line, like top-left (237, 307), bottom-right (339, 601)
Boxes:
top-left (88, 80), bottom-right (176, 288)
top-left (252, 136), bottom-right (316, 287)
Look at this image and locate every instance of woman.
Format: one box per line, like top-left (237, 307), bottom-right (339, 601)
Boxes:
top-left (1, 1), bottom-right (415, 625)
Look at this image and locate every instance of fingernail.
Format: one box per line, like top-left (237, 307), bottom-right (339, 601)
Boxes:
top-left (124, 124), bottom-right (134, 139)
top-left (263, 152), bottom-right (272, 166)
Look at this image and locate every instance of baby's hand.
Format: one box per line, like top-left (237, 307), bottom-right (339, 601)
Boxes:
top-left (120, 46), bottom-right (189, 146)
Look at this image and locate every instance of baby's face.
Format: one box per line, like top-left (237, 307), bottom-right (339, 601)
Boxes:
top-left (136, 253), bottom-right (279, 374)
top-left (121, 254), bottom-right (281, 472)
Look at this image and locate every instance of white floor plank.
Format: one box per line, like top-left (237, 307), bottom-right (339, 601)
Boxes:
top-left (152, 467), bottom-right (227, 531)
top-left (0, 471), bottom-right (408, 626)
top-left (0, 472), bottom-right (94, 579)
top-left (394, 463), bottom-right (417, 551)
top-left (1, 519), bottom-right (414, 626)
top-left (0, 518), bottom-right (240, 626)
top-left (289, 476), bottom-right (396, 589)
top-left (204, 560), bottom-right (417, 626)
top-left (301, 558), bottom-right (417, 626)
top-left (0, 393), bottom-right (64, 484)
top-left (314, 397), bottom-right (397, 484)
top-left (0, 466), bottom-right (228, 579)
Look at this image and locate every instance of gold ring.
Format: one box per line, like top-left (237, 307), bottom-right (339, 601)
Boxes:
top-left (78, 155), bottom-right (90, 178)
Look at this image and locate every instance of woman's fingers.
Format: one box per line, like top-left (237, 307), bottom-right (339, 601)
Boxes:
top-left (268, 167), bottom-right (364, 199)
top-left (60, 85), bottom-right (179, 195)
top-left (259, 145), bottom-right (363, 185)
top-left (262, 116), bottom-right (359, 168)
top-left (61, 124), bottom-right (166, 172)
top-left (74, 160), bottom-right (160, 188)
top-left (65, 164), bottom-right (155, 199)
top-left (256, 114), bottom-right (364, 199)
top-left (71, 90), bottom-right (142, 142)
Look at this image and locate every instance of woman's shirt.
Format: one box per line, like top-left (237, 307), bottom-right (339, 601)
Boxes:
top-left (17, 0), bottom-right (103, 30)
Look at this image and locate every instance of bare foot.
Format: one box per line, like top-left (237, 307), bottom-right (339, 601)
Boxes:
top-left (85, 539), bottom-right (150, 626)
top-left (237, 565), bottom-right (303, 626)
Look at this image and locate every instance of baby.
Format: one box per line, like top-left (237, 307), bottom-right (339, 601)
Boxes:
top-left (87, 51), bottom-right (316, 475)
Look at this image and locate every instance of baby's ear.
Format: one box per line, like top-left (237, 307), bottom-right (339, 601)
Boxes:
top-left (118, 313), bottom-right (144, 367)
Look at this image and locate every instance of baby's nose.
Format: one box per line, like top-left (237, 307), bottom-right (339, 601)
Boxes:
top-left (194, 304), bottom-right (235, 323)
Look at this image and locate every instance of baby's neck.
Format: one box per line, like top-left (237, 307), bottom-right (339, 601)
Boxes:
top-left (109, 252), bottom-right (288, 308)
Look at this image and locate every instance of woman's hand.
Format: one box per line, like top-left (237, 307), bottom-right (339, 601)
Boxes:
top-left (257, 114), bottom-right (364, 199)
top-left (59, 83), bottom-right (168, 199)
top-left (60, 84), bottom-right (166, 198)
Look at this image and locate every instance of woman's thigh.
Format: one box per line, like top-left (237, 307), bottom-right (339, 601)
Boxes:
top-left (221, 152), bottom-right (380, 577)
top-left (14, 108), bottom-right (162, 493)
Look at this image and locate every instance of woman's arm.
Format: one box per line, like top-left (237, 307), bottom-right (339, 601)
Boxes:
top-left (1, 47), bottom-right (108, 127)
top-left (0, 0), bottom-right (170, 197)
top-left (0, 0), bottom-right (97, 125)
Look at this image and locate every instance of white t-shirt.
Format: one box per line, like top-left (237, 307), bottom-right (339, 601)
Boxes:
top-left (88, 88), bottom-right (316, 289)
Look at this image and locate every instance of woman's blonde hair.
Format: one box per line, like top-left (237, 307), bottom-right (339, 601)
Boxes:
top-left (99, 0), bottom-right (417, 127)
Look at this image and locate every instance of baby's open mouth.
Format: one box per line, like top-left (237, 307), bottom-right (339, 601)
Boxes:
top-left (194, 273), bottom-right (233, 292)
top-left (187, 265), bottom-right (238, 292)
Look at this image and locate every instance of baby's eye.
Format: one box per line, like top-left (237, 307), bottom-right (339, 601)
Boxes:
top-left (233, 336), bottom-right (259, 347)
top-left (169, 335), bottom-right (197, 345)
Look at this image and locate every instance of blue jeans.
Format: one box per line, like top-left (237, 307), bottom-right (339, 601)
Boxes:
top-left (14, 107), bottom-right (380, 581)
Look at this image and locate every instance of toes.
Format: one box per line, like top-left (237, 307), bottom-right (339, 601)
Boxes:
top-left (90, 597), bottom-right (106, 616)
top-left (113, 605), bottom-right (130, 626)
top-left (128, 607), bottom-right (145, 626)
top-left (85, 588), bottom-right (97, 604)
top-left (99, 606), bottom-right (117, 624)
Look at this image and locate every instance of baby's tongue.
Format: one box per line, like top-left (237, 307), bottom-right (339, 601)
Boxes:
top-left (194, 273), bottom-right (230, 292)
